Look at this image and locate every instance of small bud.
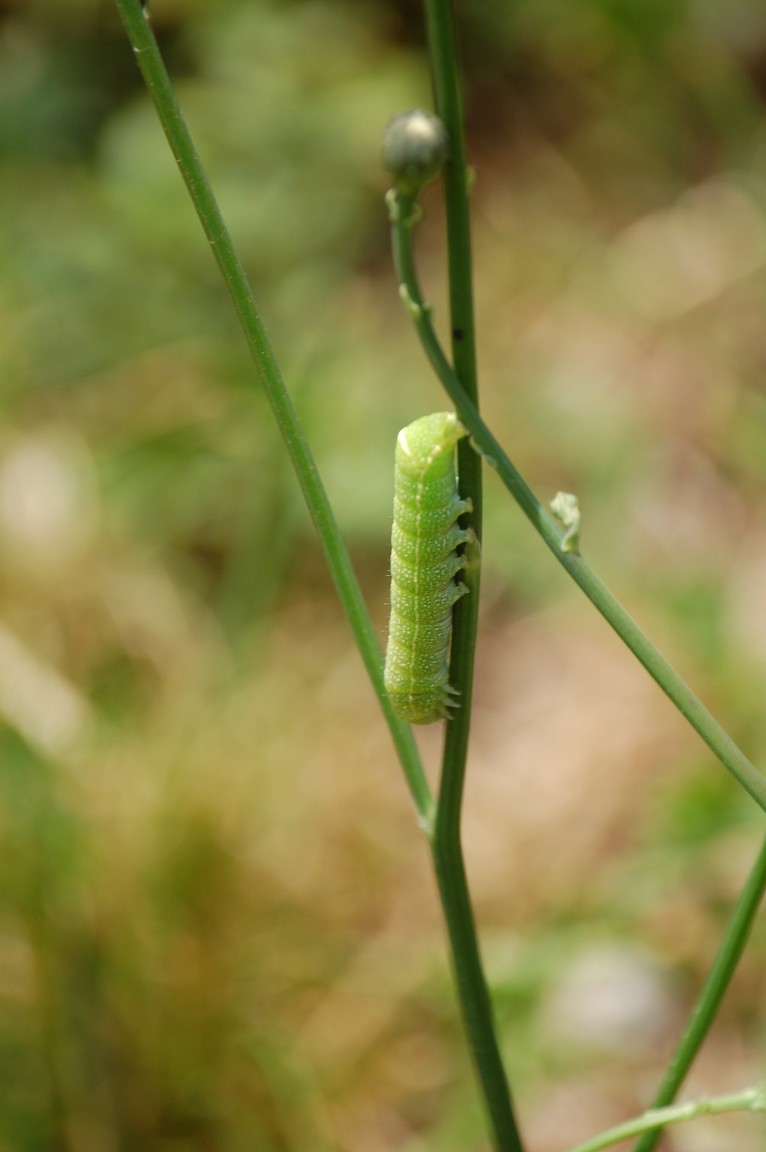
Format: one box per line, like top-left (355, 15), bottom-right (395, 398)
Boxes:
top-left (550, 491), bottom-right (581, 554)
top-left (382, 110), bottom-right (448, 196)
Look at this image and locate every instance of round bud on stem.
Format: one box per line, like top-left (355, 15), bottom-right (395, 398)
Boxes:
top-left (382, 110), bottom-right (448, 196)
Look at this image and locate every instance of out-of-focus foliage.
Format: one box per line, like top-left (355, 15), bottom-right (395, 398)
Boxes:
top-left (2, 0), bottom-right (766, 1149)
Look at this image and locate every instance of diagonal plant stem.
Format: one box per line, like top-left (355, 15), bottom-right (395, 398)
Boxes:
top-left (633, 828), bottom-right (766, 1152)
top-left (388, 200), bottom-right (766, 816)
top-left (112, 0), bottom-right (433, 828)
top-left (566, 1086), bottom-right (766, 1152)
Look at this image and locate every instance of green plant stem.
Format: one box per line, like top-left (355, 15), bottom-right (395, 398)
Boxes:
top-left (112, 0), bottom-right (433, 828)
top-left (423, 0), bottom-right (484, 852)
top-left (567, 1086), bottom-right (766, 1152)
top-left (390, 205), bottom-right (523, 1152)
top-left (416, 4), bottom-right (527, 1151)
top-left (421, 0), bottom-right (484, 735)
top-left (388, 202), bottom-right (766, 816)
top-left (421, 0), bottom-right (483, 849)
top-left (429, 828), bottom-right (524, 1152)
top-left (633, 829), bottom-right (766, 1152)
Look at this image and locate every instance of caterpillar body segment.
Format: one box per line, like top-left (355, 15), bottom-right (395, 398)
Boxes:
top-left (384, 412), bottom-right (472, 725)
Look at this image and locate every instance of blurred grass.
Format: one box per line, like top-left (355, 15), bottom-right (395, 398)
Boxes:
top-left (2, 0), bottom-right (766, 1149)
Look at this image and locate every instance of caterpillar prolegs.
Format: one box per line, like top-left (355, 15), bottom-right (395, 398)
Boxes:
top-left (384, 412), bottom-right (473, 724)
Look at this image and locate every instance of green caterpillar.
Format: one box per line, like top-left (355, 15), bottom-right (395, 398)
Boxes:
top-left (384, 412), bottom-right (472, 724)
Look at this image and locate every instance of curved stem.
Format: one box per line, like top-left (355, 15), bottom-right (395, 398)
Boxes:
top-left (388, 200), bottom-right (766, 816)
top-left (113, 0), bottom-right (433, 828)
top-left (633, 828), bottom-right (766, 1152)
top-left (566, 1086), bottom-right (766, 1152)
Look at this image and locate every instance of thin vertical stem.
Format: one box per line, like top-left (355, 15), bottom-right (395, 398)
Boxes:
top-left (419, 1), bottom-right (525, 1149)
top-left (422, 0), bottom-right (482, 742)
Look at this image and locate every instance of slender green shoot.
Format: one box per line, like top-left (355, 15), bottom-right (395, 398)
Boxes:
top-left (421, 0), bottom-right (484, 837)
top-left (112, 0), bottom-right (433, 829)
top-left (388, 198), bottom-right (766, 816)
top-left (634, 828), bottom-right (766, 1152)
top-left (567, 1086), bottom-right (766, 1152)
top-left (415, 3), bottom-right (526, 1149)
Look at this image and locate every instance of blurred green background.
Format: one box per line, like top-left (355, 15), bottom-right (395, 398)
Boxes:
top-left (2, 0), bottom-right (766, 1149)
